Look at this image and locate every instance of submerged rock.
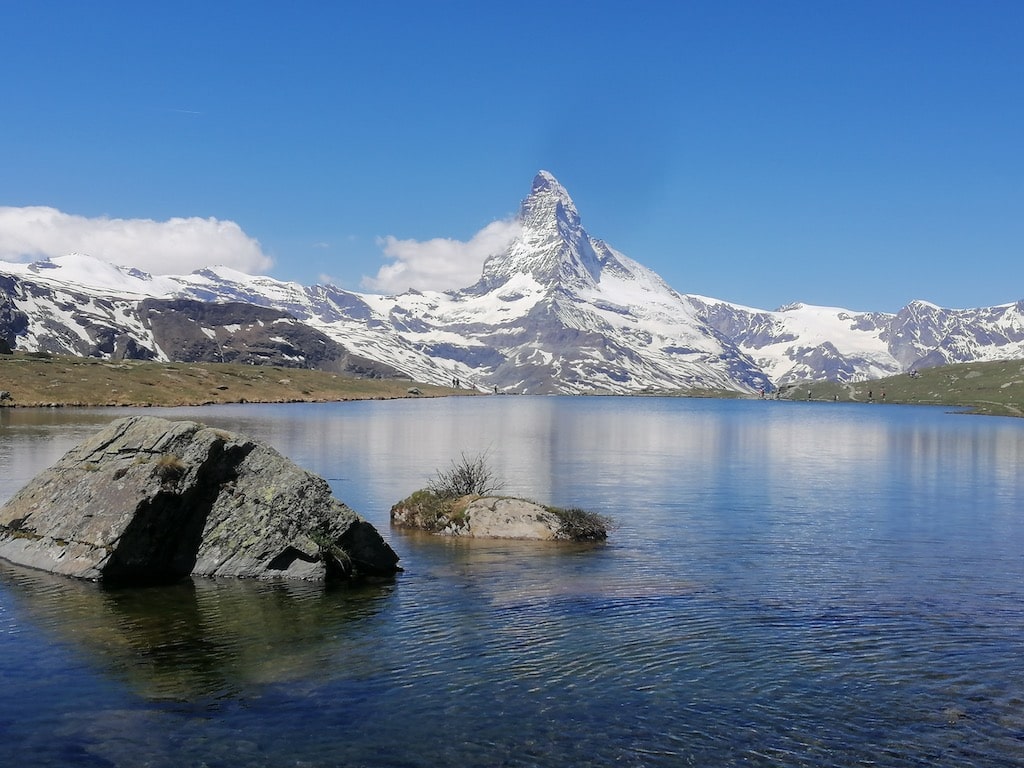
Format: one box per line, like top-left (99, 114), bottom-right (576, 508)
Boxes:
top-left (0, 415), bottom-right (400, 583)
top-left (390, 491), bottom-right (609, 541)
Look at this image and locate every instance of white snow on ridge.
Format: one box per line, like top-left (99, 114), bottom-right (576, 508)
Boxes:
top-left (682, 294), bottom-right (903, 384)
top-left (3, 172), bottom-right (1020, 393)
top-left (775, 304), bottom-right (891, 355)
top-left (2, 254), bottom-right (181, 297)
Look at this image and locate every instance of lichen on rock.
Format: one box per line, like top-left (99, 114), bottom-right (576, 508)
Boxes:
top-left (0, 415), bottom-right (400, 584)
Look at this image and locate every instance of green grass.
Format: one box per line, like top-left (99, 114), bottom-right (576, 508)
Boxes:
top-left (3, 350), bottom-right (1021, 417)
top-left (777, 359), bottom-right (1024, 417)
top-left (389, 488), bottom-right (474, 533)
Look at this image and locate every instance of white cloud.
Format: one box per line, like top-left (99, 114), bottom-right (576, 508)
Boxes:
top-left (362, 218), bottom-right (521, 293)
top-left (317, 273), bottom-right (343, 287)
top-left (0, 206), bottom-right (273, 275)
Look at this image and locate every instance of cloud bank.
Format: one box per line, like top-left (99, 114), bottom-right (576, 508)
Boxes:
top-left (0, 206), bottom-right (273, 275)
top-left (363, 219), bottom-right (521, 293)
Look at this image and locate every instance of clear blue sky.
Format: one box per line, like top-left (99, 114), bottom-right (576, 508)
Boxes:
top-left (2, 1), bottom-right (1022, 311)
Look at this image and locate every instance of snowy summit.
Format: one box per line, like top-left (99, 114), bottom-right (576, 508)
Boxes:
top-left (2, 172), bottom-right (1023, 394)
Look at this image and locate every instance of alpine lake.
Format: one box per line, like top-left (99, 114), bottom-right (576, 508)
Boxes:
top-left (1, 395), bottom-right (1022, 767)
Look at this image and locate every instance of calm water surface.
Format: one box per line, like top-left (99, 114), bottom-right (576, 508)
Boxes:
top-left (1, 397), bottom-right (1022, 766)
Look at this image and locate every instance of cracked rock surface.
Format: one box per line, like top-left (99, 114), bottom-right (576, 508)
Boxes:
top-left (0, 415), bottom-right (399, 583)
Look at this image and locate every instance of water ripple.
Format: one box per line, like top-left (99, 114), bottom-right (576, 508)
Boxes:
top-left (2, 400), bottom-right (1024, 766)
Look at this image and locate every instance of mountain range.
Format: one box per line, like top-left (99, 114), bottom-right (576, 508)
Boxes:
top-left (2, 171), bottom-right (1023, 394)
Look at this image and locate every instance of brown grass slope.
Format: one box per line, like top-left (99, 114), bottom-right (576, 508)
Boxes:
top-left (0, 352), bottom-right (456, 407)
top-left (3, 352), bottom-right (1022, 416)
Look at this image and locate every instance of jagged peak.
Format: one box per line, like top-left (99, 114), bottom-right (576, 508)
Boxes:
top-left (521, 170), bottom-right (580, 229)
top-left (469, 172), bottom-right (601, 293)
top-left (531, 170), bottom-right (569, 198)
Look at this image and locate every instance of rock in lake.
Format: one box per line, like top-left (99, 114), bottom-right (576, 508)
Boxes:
top-left (0, 415), bottom-right (400, 583)
top-left (390, 491), bottom-right (609, 541)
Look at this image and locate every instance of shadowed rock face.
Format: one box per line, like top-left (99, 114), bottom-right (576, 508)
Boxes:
top-left (0, 416), bottom-right (400, 583)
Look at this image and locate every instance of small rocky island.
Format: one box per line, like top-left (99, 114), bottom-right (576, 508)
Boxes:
top-left (0, 416), bottom-right (400, 583)
top-left (390, 453), bottom-right (610, 541)
top-left (391, 493), bottom-right (610, 541)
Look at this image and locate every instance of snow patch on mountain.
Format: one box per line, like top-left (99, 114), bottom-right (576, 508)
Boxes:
top-left (4, 253), bottom-right (181, 297)
top-left (2, 172), bottom-right (1022, 393)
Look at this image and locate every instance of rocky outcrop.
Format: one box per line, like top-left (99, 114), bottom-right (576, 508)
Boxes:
top-left (140, 298), bottom-right (407, 378)
top-left (390, 491), bottom-right (609, 541)
top-left (0, 416), bottom-right (400, 583)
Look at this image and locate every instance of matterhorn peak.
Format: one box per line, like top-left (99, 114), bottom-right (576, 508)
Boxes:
top-left (469, 171), bottom-right (608, 293)
top-left (521, 170), bottom-right (580, 229)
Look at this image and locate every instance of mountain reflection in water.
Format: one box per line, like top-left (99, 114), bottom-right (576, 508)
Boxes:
top-left (1, 397), bottom-right (1023, 767)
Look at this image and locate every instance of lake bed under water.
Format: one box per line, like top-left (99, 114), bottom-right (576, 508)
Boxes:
top-left (1, 397), bottom-right (1022, 766)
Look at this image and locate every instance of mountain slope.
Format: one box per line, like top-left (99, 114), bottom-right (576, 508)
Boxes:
top-left (685, 295), bottom-right (1024, 385)
top-left (1, 172), bottom-right (1022, 392)
top-left (0, 260), bottom-right (409, 379)
top-left (357, 172), bottom-right (770, 393)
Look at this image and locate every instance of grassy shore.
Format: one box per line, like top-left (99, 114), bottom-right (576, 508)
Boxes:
top-left (2, 351), bottom-right (1022, 415)
top-left (776, 359), bottom-right (1024, 417)
top-left (0, 353), bottom-right (456, 407)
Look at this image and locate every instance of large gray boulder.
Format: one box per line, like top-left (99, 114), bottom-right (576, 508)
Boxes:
top-left (0, 416), bottom-right (400, 583)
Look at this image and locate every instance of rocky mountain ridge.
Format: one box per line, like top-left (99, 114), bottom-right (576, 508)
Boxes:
top-left (2, 172), bottom-right (1022, 392)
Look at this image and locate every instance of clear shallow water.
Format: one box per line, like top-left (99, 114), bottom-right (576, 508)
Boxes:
top-left (1, 397), bottom-right (1022, 767)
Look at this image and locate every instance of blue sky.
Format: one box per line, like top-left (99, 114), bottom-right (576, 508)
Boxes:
top-left (2, 1), bottom-right (1022, 312)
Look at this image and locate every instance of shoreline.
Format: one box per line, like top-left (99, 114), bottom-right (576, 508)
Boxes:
top-left (2, 353), bottom-right (1021, 416)
top-left (0, 353), bottom-right (459, 409)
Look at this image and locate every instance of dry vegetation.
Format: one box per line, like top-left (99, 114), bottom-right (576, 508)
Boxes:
top-left (392, 453), bottom-right (611, 541)
top-left (0, 352), bottom-right (457, 407)
top-left (2, 351), bottom-right (1021, 416)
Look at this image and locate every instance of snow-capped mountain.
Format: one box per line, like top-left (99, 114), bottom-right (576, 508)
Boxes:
top-left (684, 295), bottom-right (1024, 385)
top-left (356, 172), bottom-right (770, 393)
top-left (2, 172), bottom-right (1023, 393)
top-left (0, 263), bottom-right (406, 379)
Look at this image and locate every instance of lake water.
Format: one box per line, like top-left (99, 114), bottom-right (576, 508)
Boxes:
top-left (1, 397), bottom-right (1022, 767)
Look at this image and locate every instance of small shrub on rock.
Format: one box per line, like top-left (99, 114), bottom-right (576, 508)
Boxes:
top-left (546, 506), bottom-right (612, 541)
top-left (428, 451), bottom-right (503, 499)
top-left (155, 453), bottom-right (186, 484)
top-left (390, 488), bottom-right (475, 534)
top-left (391, 453), bottom-right (613, 542)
